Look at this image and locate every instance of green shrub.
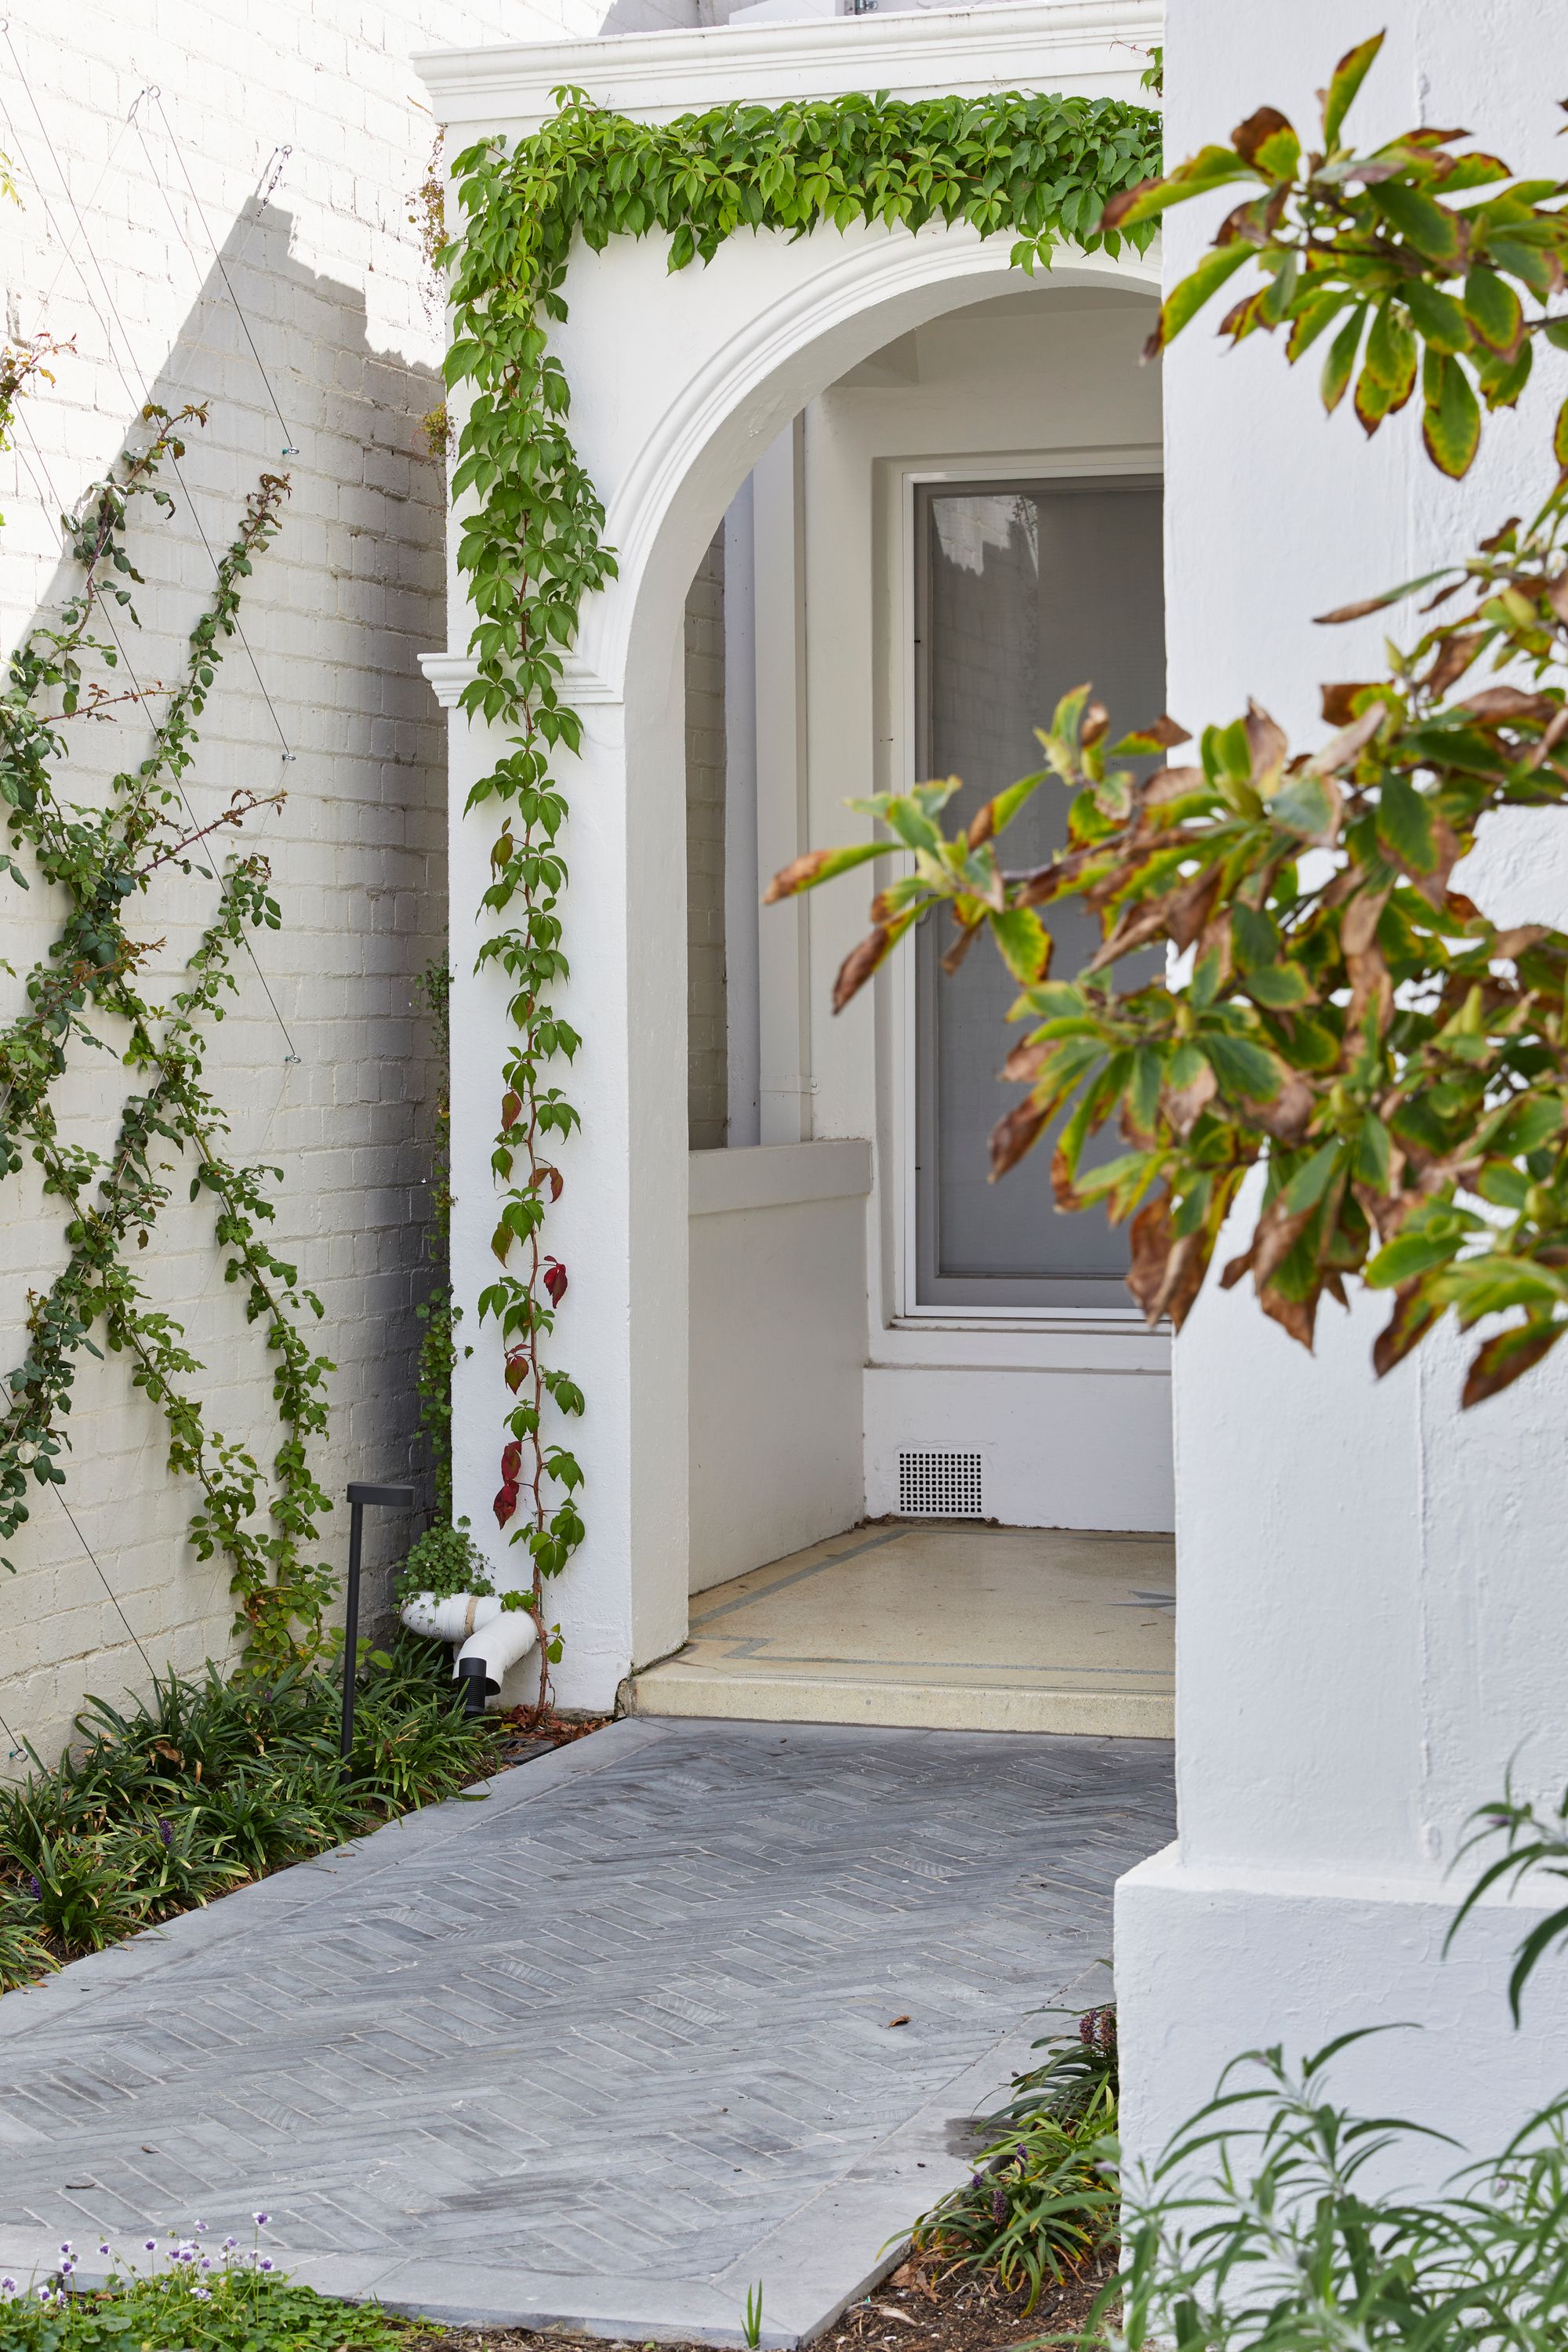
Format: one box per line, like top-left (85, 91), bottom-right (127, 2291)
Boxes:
top-left (0, 1639), bottom-right (506, 1988)
top-left (1109, 2036), bottom-right (1568, 2352)
top-left (912, 2004), bottom-right (1120, 2310)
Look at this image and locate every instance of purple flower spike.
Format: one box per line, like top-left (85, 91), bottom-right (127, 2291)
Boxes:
top-left (158, 1818), bottom-right (173, 1848)
top-left (27, 1875), bottom-right (41, 1901)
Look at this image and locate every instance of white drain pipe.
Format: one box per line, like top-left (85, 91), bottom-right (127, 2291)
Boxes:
top-left (400, 1589), bottom-right (539, 1706)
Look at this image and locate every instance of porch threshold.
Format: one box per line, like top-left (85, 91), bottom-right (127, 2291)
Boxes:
top-left (633, 1521), bottom-right (1174, 1740)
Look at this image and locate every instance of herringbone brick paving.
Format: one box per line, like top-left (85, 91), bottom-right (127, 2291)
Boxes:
top-left (0, 1718), bottom-right (1173, 2336)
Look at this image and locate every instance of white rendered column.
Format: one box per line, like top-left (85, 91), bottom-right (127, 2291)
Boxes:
top-left (430, 647), bottom-right (690, 1710)
top-left (1116, 0), bottom-right (1568, 2181)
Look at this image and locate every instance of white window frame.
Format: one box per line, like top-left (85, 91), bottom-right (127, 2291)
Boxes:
top-left (887, 443), bottom-right (1164, 1333)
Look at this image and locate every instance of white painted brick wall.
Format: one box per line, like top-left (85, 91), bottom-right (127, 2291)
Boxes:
top-left (0, 0), bottom-right (695, 1765)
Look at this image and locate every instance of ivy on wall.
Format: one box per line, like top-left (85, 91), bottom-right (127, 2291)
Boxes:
top-left (0, 361), bottom-right (336, 1671)
top-left (441, 83), bottom-right (1162, 1696)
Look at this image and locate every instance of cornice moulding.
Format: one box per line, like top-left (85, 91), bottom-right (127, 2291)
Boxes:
top-left (414, 0), bottom-right (1163, 129)
top-left (419, 649), bottom-right (621, 710)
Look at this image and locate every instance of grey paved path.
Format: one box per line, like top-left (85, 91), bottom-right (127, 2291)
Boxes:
top-left (0, 1718), bottom-right (1174, 2343)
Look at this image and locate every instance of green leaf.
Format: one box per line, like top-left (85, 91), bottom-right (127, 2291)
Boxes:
top-left (1321, 308), bottom-right (1366, 413)
top-left (1422, 351), bottom-right (1481, 477)
top-left (1244, 963), bottom-right (1312, 1009)
top-left (1204, 1033), bottom-right (1282, 1102)
top-left (1555, 394), bottom-right (1568, 476)
top-left (1269, 773), bottom-right (1338, 839)
top-left (1403, 279), bottom-right (1472, 356)
top-left (987, 907), bottom-right (1052, 985)
top-left (1283, 1140), bottom-right (1343, 1214)
top-left (1152, 241), bottom-right (1257, 350)
top-left (1322, 32), bottom-right (1384, 148)
top-left (1370, 181), bottom-right (1464, 265)
top-left (1375, 773), bottom-right (1436, 874)
top-left (1462, 265), bottom-right (1522, 354)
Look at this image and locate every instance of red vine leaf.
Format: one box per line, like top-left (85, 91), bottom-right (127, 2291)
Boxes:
top-left (543, 1257), bottom-right (568, 1306)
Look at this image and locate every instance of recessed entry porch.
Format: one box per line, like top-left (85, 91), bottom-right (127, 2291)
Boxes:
top-left (633, 1522), bottom-right (1175, 1737)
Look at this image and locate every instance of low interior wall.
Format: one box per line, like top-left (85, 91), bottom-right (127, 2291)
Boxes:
top-left (688, 1140), bottom-right (870, 1593)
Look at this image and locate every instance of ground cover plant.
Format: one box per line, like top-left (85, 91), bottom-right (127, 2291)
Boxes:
top-left (0, 1635), bottom-right (506, 1993)
top-left (2, 2224), bottom-right (423, 2351)
top-left (911, 2002), bottom-right (1120, 2312)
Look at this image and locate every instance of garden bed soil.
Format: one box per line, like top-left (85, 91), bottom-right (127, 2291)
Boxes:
top-left (397, 2249), bottom-right (1116, 2352)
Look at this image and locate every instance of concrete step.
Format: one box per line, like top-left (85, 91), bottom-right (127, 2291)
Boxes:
top-left (631, 1653), bottom-right (1172, 1737)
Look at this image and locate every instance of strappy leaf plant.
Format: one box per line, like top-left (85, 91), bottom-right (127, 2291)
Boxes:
top-left (772, 34), bottom-right (1568, 1406)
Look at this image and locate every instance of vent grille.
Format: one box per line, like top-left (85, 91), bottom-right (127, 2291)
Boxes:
top-left (898, 1450), bottom-right (983, 1519)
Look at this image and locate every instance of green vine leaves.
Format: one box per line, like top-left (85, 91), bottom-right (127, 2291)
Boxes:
top-left (0, 368), bottom-right (336, 1668)
top-left (775, 40), bottom-right (1568, 1407)
top-left (1105, 29), bottom-right (1568, 478)
top-left (441, 85), bottom-right (1160, 1696)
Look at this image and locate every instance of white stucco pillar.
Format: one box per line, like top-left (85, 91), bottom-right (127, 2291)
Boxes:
top-left (424, 659), bottom-right (691, 1711)
top-left (1116, 0), bottom-right (1568, 2183)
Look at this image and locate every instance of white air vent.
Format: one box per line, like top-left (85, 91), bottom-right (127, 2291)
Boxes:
top-left (898, 1450), bottom-right (983, 1519)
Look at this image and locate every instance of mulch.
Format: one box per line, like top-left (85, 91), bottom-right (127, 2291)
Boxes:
top-left (474, 1708), bottom-right (613, 1777)
top-left (395, 2248), bottom-right (1116, 2351)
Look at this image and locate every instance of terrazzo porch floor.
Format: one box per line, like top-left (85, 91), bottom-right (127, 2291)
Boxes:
top-left (633, 1522), bottom-right (1176, 1737)
top-left (0, 1717), bottom-right (1174, 2344)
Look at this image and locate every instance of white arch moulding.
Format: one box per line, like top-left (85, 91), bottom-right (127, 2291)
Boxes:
top-left (416, 5), bottom-right (1161, 1708)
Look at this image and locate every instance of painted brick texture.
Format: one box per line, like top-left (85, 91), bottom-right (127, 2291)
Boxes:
top-left (0, 0), bottom-right (695, 1765)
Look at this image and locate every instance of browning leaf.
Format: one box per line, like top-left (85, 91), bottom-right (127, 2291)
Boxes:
top-left (1125, 1194), bottom-right (1208, 1329)
top-left (832, 925), bottom-right (894, 1012)
top-left (1372, 1282), bottom-right (1441, 1377)
top-left (1243, 1071), bottom-right (1316, 1145)
top-left (1460, 684), bottom-right (1559, 724)
top-left (1163, 1056), bottom-right (1218, 1138)
top-left (1232, 105), bottom-right (1295, 166)
top-left (1462, 1318), bottom-right (1566, 1406)
top-left (1341, 883), bottom-right (1392, 958)
top-left (1307, 703), bottom-right (1385, 775)
top-left (1245, 699), bottom-right (1288, 783)
top-left (1258, 1283), bottom-right (1319, 1350)
top-left (988, 1096), bottom-right (1051, 1180)
top-left (1321, 681), bottom-right (1380, 725)
top-left (941, 914), bottom-right (984, 976)
top-left (1143, 764), bottom-right (1210, 807)
top-left (1165, 867), bottom-right (1225, 953)
top-left (1425, 629), bottom-right (1488, 697)
top-left (1000, 1038), bottom-right (1050, 1084)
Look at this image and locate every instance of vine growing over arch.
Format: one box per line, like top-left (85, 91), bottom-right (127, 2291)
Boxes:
top-left (440, 82), bottom-right (1162, 1696)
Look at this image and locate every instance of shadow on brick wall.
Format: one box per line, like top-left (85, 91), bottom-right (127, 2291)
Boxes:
top-left (1, 194), bottom-right (453, 1751)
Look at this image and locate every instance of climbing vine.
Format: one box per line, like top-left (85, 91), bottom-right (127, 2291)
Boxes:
top-left (0, 358), bottom-right (336, 1669)
top-left (441, 85), bottom-right (1162, 1695)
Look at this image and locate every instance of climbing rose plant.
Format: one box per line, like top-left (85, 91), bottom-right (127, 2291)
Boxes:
top-left (441, 84), bottom-right (1162, 1693)
top-left (774, 33), bottom-right (1568, 1407)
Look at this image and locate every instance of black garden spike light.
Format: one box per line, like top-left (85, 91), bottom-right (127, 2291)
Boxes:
top-left (339, 1480), bottom-right (417, 1769)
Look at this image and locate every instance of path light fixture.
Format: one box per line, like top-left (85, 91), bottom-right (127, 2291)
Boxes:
top-left (340, 1481), bottom-right (416, 1767)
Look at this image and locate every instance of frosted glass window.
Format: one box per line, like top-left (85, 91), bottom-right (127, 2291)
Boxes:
top-left (914, 477), bottom-right (1166, 1311)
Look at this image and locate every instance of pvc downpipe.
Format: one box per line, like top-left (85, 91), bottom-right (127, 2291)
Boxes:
top-left (400, 1590), bottom-right (539, 1704)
